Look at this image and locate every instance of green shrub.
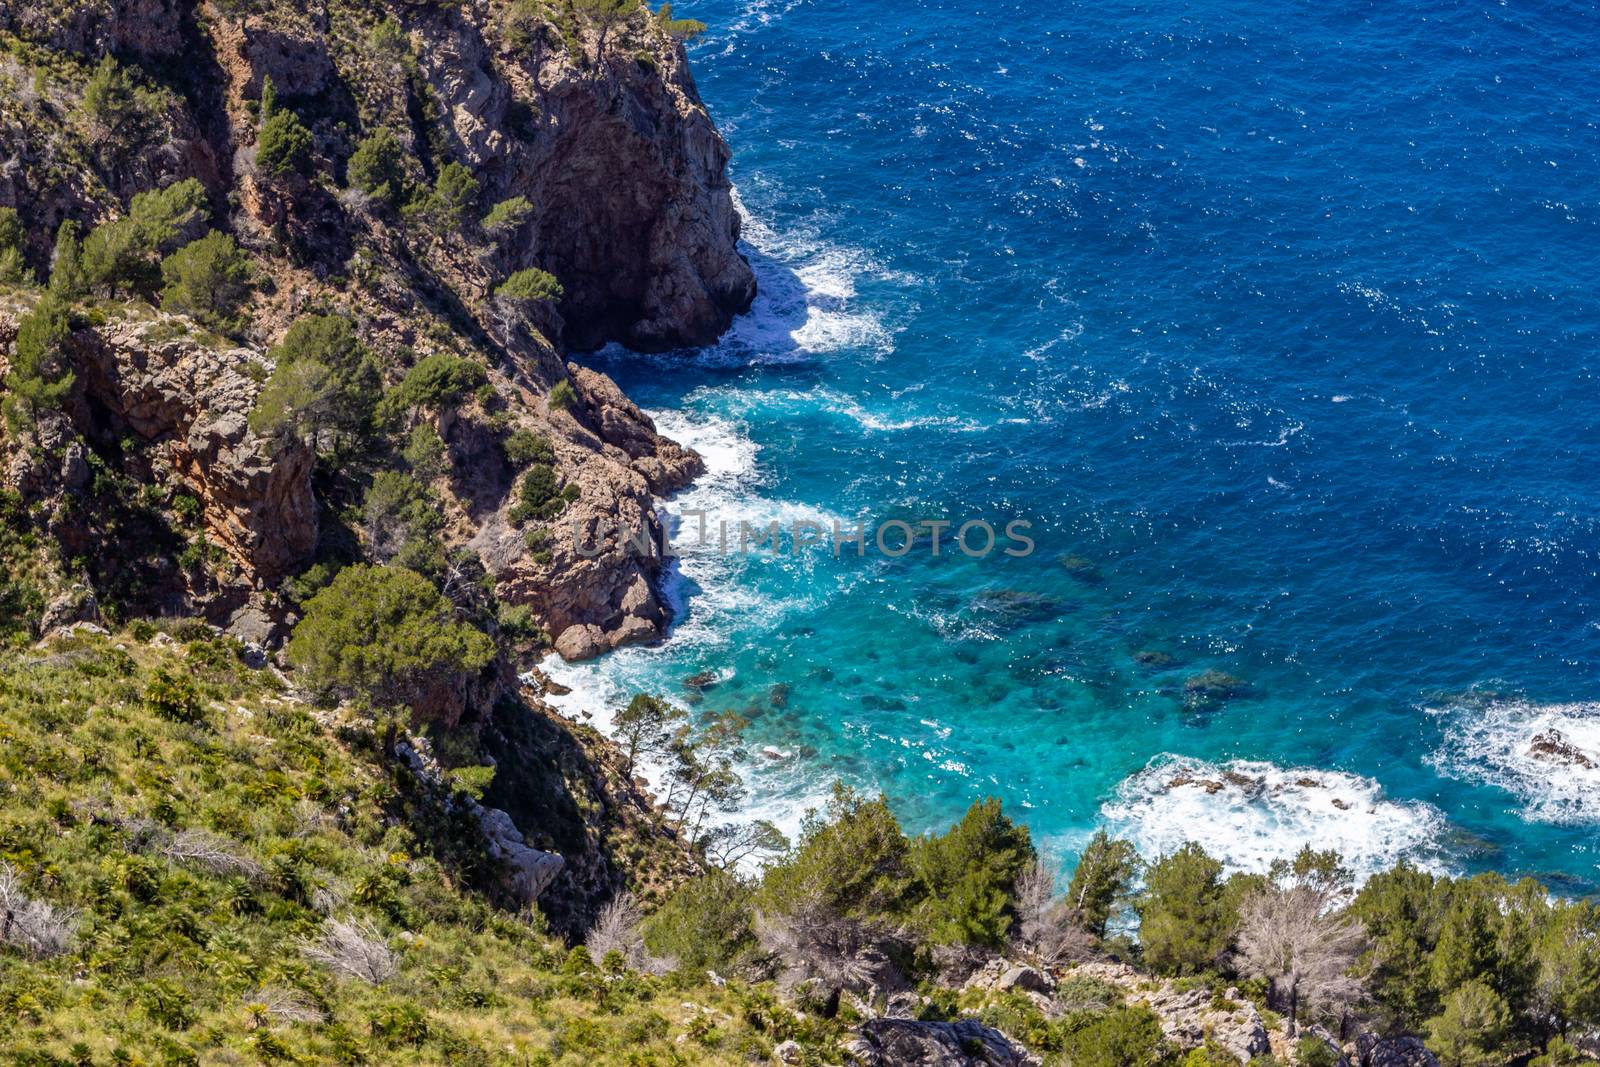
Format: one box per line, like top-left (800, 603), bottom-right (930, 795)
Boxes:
top-left (655, 2), bottom-right (707, 39)
top-left (480, 196), bottom-right (533, 235)
top-left (159, 232), bottom-right (251, 328)
top-left (910, 797), bottom-right (1033, 948)
top-left (405, 162), bottom-right (480, 231)
top-left (347, 128), bottom-right (409, 205)
top-left (507, 464), bottom-right (577, 524)
top-left (1293, 1036), bottom-right (1340, 1067)
top-left (1056, 1005), bottom-right (1174, 1067)
top-left (79, 54), bottom-right (153, 153)
top-left (144, 666), bottom-right (203, 723)
top-left (255, 77), bottom-right (313, 178)
top-left (503, 429), bottom-right (554, 468)
top-left (1, 294), bottom-right (76, 432)
top-left (249, 315), bottom-right (381, 455)
top-left (495, 268), bottom-right (563, 302)
top-left (548, 378), bottom-right (578, 411)
top-left (362, 470), bottom-right (444, 573)
top-left (402, 424), bottom-right (449, 482)
top-left (82, 179), bottom-right (209, 296)
top-left (1066, 830), bottom-right (1141, 937)
top-left (286, 564), bottom-right (494, 712)
top-left (1136, 843), bottom-right (1235, 976)
top-left (384, 353), bottom-right (487, 413)
top-left (642, 869), bottom-right (756, 973)
top-left (758, 784), bottom-right (912, 920)
top-left (0, 207), bottom-right (32, 285)
top-left (48, 221), bottom-right (86, 298)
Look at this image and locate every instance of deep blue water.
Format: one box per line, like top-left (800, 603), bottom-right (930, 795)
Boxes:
top-left (553, 0), bottom-right (1600, 888)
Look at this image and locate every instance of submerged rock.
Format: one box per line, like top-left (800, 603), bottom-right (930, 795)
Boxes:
top-left (1183, 669), bottom-right (1251, 706)
top-left (1059, 553), bottom-right (1103, 582)
top-left (970, 589), bottom-right (1064, 629)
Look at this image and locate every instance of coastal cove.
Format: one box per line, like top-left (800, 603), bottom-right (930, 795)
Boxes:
top-left (556, 0), bottom-right (1600, 890)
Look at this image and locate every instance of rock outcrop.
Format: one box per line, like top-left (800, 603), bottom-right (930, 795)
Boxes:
top-left (1355, 1033), bottom-right (1441, 1067)
top-left (76, 315), bottom-right (318, 582)
top-left (1060, 961), bottom-right (1271, 1064)
top-left (846, 1019), bottom-right (1039, 1067)
top-left (0, 305), bottom-right (316, 632)
top-left (0, 0), bottom-right (753, 657)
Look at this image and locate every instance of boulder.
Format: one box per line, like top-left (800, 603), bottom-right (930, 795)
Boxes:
top-left (1356, 1034), bottom-right (1440, 1067)
top-left (1137, 984), bottom-right (1270, 1063)
top-left (849, 1018), bottom-right (1038, 1067)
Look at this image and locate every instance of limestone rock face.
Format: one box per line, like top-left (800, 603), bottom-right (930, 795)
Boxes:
top-left (1140, 983), bottom-right (1271, 1063)
top-left (518, 44), bottom-right (756, 352)
top-left (1356, 1034), bottom-right (1441, 1067)
top-left (78, 316), bottom-right (318, 583)
top-left (478, 365), bottom-right (703, 660)
top-left (1059, 961), bottom-right (1270, 1064)
top-left (847, 1018), bottom-right (1039, 1067)
top-left (476, 805), bottom-right (566, 903)
top-left (0, 0), bottom-right (746, 654)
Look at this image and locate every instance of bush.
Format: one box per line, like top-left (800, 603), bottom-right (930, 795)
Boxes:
top-left (406, 162), bottom-right (480, 231)
top-left (0, 207), bottom-right (31, 285)
top-left (79, 54), bottom-right (152, 152)
top-left (1, 295), bottom-right (75, 432)
top-left (48, 220), bottom-right (86, 298)
top-left (160, 232), bottom-right (252, 328)
top-left (144, 666), bottom-right (203, 723)
top-left (256, 78), bottom-right (313, 178)
top-left (384, 353), bottom-right (487, 413)
top-left (655, 2), bottom-right (707, 39)
top-left (481, 196), bottom-right (533, 235)
top-left (1056, 1005), bottom-right (1174, 1067)
top-left (347, 129), bottom-right (409, 205)
top-left (81, 179), bottom-right (209, 296)
top-left (250, 315), bottom-right (381, 455)
top-left (1066, 831), bottom-right (1141, 937)
top-left (285, 564), bottom-right (495, 711)
top-left (758, 784), bottom-right (912, 920)
top-left (402, 424), bottom-right (448, 482)
top-left (361, 470), bottom-right (443, 572)
top-left (507, 463), bottom-right (578, 524)
top-left (1294, 1036), bottom-right (1340, 1067)
top-left (495, 268), bottom-right (563, 302)
top-left (503, 429), bottom-right (554, 468)
top-left (642, 869), bottom-right (756, 972)
top-left (548, 378), bottom-right (578, 412)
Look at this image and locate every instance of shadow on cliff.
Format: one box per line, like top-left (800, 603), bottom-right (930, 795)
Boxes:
top-left (573, 242), bottom-right (827, 368)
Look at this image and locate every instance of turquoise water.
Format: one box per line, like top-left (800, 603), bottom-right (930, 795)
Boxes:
top-left (553, 0), bottom-right (1600, 889)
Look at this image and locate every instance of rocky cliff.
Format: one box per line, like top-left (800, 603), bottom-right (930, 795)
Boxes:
top-left (0, 0), bottom-right (751, 657)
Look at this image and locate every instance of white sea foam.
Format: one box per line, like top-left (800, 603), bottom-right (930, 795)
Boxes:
top-left (1101, 754), bottom-right (1451, 881)
top-left (710, 385), bottom-right (985, 434)
top-left (1427, 696), bottom-right (1600, 825)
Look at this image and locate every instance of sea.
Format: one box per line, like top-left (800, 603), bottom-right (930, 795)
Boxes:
top-left (548, 0), bottom-right (1600, 891)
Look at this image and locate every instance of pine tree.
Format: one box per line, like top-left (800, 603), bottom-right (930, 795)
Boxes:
top-left (1136, 842), bottom-right (1235, 975)
top-left (1426, 980), bottom-right (1511, 1067)
top-left (1065, 831), bottom-right (1140, 937)
top-left (255, 76), bottom-right (313, 178)
top-left (612, 693), bottom-right (686, 778)
top-left (1, 296), bottom-right (75, 432)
